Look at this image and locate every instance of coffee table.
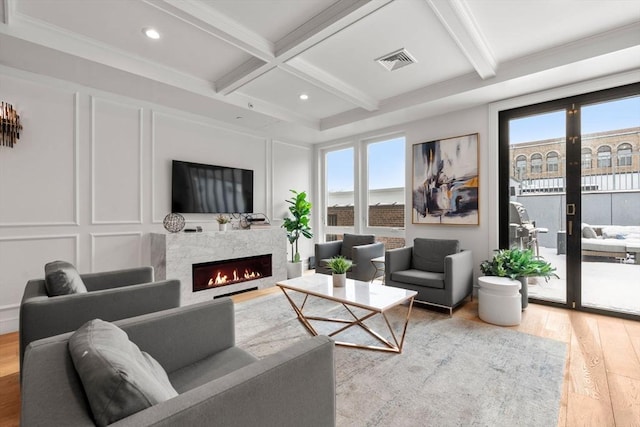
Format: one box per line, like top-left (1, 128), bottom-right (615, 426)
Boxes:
top-left (277, 274), bottom-right (416, 353)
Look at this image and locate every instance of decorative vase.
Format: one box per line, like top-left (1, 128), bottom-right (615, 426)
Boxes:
top-left (219, 223), bottom-right (228, 231)
top-left (333, 272), bottom-right (346, 287)
top-left (286, 262), bottom-right (303, 279)
top-left (163, 213), bottom-right (185, 233)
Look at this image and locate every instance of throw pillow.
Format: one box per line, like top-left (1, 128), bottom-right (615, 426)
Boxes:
top-left (69, 319), bottom-right (178, 427)
top-left (340, 234), bottom-right (375, 259)
top-left (412, 238), bottom-right (459, 273)
top-left (44, 260), bottom-right (88, 296)
top-left (581, 223), bottom-right (598, 239)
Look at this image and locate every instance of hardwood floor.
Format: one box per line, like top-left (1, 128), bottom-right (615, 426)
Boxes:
top-left (2, 287), bottom-right (638, 426)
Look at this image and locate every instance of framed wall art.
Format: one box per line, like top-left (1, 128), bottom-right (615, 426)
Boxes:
top-left (412, 133), bottom-right (479, 225)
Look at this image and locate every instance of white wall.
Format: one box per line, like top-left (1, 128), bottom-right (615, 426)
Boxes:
top-left (402, 106), bottom-right (490, 278)
top-left (0, 66), bottom-right (312, 333)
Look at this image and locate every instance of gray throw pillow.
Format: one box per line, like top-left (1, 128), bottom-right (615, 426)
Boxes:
top-left (582, 223), bottom-right (598, 239)
top-left (340, 234), bottom-right (375, 259)
top-left (44, 260), bottom-right (88, 296)
top-left (69, 319), bottom-right (178, 427)
top-left (412, 238), bottom-right (459, 273)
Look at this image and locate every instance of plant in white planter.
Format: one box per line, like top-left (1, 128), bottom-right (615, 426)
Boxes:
top-left (216, 214), bottom-right (230, 231)
top-left (282, 190), bottom-right (312, 278)
top-left (480, 248), bottom-right (559, 309)
top-left (326, 256), bottom-right (353, 287)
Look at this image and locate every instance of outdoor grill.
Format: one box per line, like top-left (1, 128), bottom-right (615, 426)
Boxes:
top-left (509, 201), bottom-right (547, 256)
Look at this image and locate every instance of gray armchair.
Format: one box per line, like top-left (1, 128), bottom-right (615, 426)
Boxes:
top-left (19, 266), bottom-right (181, 373)
top-left (385, 238), bottom-right (473, 315)
top-left (315, 234), bottom-right (385, 282)
top-left (21, 298), bottom-right (336, 427)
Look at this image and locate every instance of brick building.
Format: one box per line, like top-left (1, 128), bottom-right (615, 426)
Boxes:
top-left (510, 127), bottom-right (640, 189)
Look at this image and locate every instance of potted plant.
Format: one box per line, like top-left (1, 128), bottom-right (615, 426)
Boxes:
top-left (325, 256), bottom-right (353, 287)
top-left (216, 214), bottom-right (230, 231)
top-left (282, 190), bottom-right (313, 278)
top-left (480, 248), bottom-right (559, 309)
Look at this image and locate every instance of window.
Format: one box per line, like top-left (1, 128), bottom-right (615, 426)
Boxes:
top-left (531, 154), bottom-right (542, 173)
top-left (581, 148), bottom-right (592, 169)
top-left (597, 146), bottom-right (612, 168)
top-left (321, 135), bottom-right (406, 250)
top-left (546, 152), bottom-right (559, 172)
top-left (515, 155), bottom-right (526, 179)
top-left (617, 143), bottom-right (632, 166)
top-left (325, 148), bottom-right (355, 240)
top-left (366, 137), bottom-right (405, 229)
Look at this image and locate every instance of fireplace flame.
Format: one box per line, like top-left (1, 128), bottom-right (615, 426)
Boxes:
top-left (207, 268), bottom-right (262, 287)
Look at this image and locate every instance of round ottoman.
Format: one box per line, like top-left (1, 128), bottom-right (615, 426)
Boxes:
top-left (478, 276), bottom-right (522, 326)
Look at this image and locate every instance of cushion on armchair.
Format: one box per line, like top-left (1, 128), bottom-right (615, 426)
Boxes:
top-left (69, 319), bottom-right (178, 427)
top-left (340, 234), bottom-right (375, 259)
top-left (44, 260), bottom-right (88, 296)
top-left (412, 238), bottom-right (459, 273)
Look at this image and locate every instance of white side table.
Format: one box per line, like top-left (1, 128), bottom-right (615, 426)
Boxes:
top-left (477, 276), bottom-right (522, 326)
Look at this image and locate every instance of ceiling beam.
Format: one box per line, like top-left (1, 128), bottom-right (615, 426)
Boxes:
top-left (426, 0), bottom-right (497, 80)
top-left (215, 0), bottom-right (392, 99)
top-left (283, 58), bottom-right (379, 111)
top-left (274, 0), bottom-right (393, 58)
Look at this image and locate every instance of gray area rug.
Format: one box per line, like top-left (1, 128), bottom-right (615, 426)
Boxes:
top-left (234, 291), bottom-right (566, 427)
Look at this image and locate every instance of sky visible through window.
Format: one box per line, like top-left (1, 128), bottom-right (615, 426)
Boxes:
top-left (327, 137), bottom-right (405, 191)
top-left (510, 96), bottom-right (640, 144)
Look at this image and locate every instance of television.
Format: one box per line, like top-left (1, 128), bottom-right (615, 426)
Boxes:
top-left (171, 160), bottom-right (253, 214)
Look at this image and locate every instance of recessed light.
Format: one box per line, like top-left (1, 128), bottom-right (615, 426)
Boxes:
top-left (143, 28), bottom-right (160, 40)
top-left (299, 93), bottom-right (309, 101)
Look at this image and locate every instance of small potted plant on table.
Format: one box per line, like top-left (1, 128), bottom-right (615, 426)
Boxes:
top-left (216, 214), bottom-right (230, 231)
top-left (326, 256), bottom-right (353, 287)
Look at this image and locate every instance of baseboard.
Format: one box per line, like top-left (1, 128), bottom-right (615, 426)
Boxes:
top-left (0, 304), bottom-right (19, 334)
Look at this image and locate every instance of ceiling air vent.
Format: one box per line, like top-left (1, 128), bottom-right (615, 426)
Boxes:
top-left (375, 48), bottom-right (417, 71)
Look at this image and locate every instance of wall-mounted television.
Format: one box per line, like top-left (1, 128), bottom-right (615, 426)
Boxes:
top-left (171, 160), bottom-right (253, 214)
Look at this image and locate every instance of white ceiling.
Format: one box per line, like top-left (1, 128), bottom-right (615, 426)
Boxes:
top-left (1, 0), bottom-right (639, 144)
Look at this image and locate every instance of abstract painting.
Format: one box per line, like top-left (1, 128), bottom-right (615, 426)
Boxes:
top-left (412, 133), bottom-right (479, 225)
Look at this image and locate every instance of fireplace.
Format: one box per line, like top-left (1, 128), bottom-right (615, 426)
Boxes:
top-left (192, 254), bottom-right (272, 292)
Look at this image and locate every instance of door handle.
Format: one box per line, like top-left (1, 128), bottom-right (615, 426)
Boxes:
top-left (568, 220), bottom-right (572, 236)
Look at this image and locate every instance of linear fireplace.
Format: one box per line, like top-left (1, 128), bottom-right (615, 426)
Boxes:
top-left (192, 254), bottom-right (272, 292)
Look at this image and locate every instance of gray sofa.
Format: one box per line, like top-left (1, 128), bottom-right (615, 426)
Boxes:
top-left (315, 234), bottom-right (385, 282)
top-left (19, 266), bottom-right (181, 372)
top-left (385, 238), bottom-right (473, 315)
top-left (21, 298), bottom-right (336, 426)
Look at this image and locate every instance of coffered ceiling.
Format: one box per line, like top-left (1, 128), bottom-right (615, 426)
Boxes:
top-left (1, 0), bottom-right (639, 143)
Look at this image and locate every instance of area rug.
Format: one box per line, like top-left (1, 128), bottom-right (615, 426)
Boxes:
top-left (234, 292), bottom-right (566, 427)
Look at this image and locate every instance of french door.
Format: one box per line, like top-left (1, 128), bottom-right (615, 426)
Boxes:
top-left (499, 82), bottom-right (640, 319)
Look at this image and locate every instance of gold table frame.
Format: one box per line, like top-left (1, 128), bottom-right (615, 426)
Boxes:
top-left (277, 275), bottom-right (416, 353)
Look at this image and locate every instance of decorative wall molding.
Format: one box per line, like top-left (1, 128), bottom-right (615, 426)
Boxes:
top-left (0, 233), bottom-right (80, 265)
top-left (90, 231), bottom-right (143, 271)
top-left (0, 91), bottom-right (80, 228)
top-left (90, 96), bottom-right (144, 225)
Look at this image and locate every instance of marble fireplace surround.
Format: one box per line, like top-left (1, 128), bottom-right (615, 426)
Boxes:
top-left (150, 228), bottom-right (287, 305)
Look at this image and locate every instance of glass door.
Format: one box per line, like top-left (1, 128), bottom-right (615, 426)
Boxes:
top-left (578, 95), bottom-right (640, 316)
top-left (506, 110), bottom-right (568, 305)
top-left (500, 83), bottom-right (640, 319)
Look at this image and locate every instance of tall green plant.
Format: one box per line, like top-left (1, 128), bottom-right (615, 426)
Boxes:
top-left (282, 190), bottom-right (313, 263)
top-left (480, 248), bottom-right (559, 281)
